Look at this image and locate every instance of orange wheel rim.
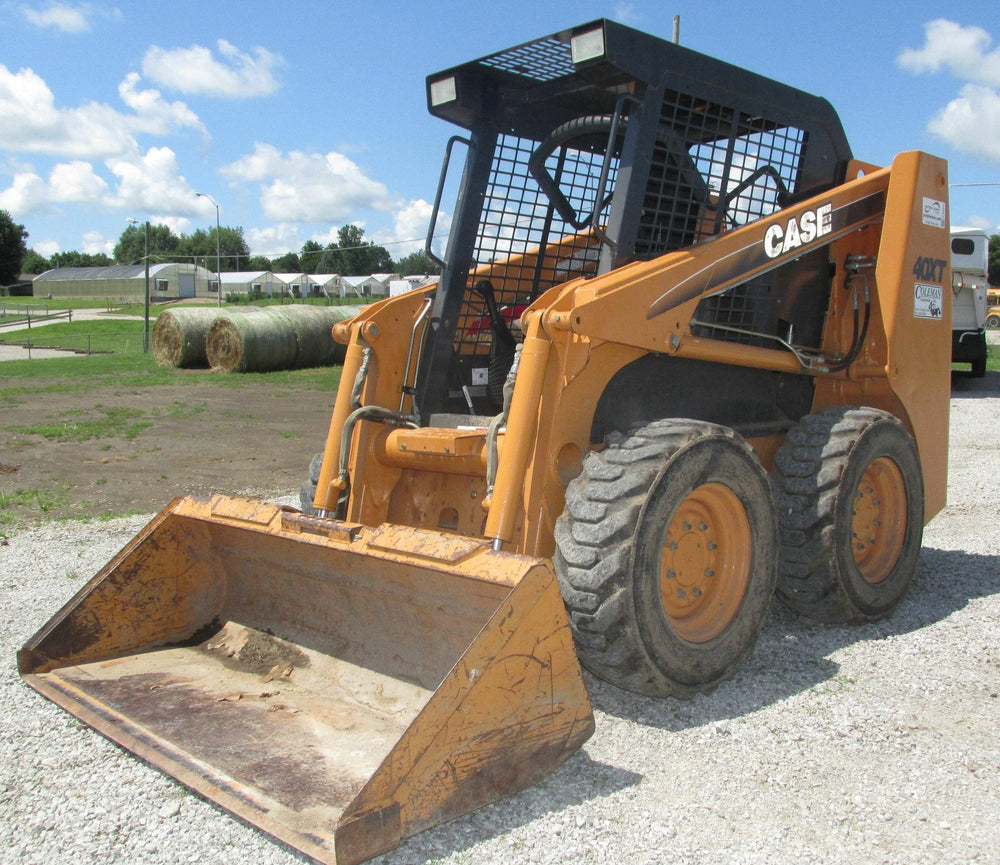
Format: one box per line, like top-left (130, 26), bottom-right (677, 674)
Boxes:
top-left (852, 457), bottom-right (906, 584)
top-left (659, 482), bottom-right (751, 643)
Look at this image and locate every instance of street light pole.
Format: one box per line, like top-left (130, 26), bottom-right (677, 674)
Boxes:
top-left (195, 192), bottom-right (222, 307)
top-left (127, 217), bottom-right (150, 353)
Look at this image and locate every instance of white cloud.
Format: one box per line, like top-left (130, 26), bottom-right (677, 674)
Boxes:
top-left (964, 215), bottom-right (999, 232)
top-left (33, 238), bottom-right (61, 257)
top-left (22, 3), bottom-right (92, 33)
top-left (899, 20), bottom-right (1000, 162)
top-left (80, 230), bottom-right (112, 255)
top-left (372, 198), bottom-right (448, 259)
top-left (48, 160), bottom-right (108, 201)
top-left (142, 40), bottom-right (282, 98)
top-left (898, 19), bottom-right (1000, 86)
top-left (0, 145), bottom-right (216, 225)
top-left (105, 146), bottom-right (202, 214)
top-left (0, 64), bottom-right (203, 159)
top-left (927, 84), bottom-right (1000, 160)
top-left (245, 223), bottom-right (306, 258)
top-left (0, 65), bottom-right (130, 157)
top-left (221, 142), bottom-right (394, 223)
top-left (0, 159), bottom-right (107, 215)
top-left (0, 170), bottom-right (49, 213)
top-left (118, 73), bottom-right (206, 138)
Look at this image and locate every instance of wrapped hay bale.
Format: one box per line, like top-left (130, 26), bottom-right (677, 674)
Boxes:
top-left (152, 308), bottom-right (225, 368)
top-left (267, 305), bottom-right (362, 368)
top-left (152, 306), bottom-right (258, 368)
top-left (206, 310), bottom-right (297, 372)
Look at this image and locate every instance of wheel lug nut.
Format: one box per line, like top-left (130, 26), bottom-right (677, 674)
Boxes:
top-left (698, 522), bottom-right (708, 532)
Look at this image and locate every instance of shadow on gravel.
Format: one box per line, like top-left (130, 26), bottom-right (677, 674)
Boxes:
top-left (951, 369), bottom-right (1000, 397)
top-left (588, 545), bottom-right (1000, 731)
top-left (386, 751), bottom-right (642, 864)
top-left (363, 543), bottom-right (1000, 865)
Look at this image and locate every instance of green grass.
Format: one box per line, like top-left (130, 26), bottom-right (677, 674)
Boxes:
top-left (8, 406), bottom-right (152, 442)
top-left (0, 334), bottom-right (342, 400)
top-left (952, 339), bottom-right (1000, 374)
top-left (0, 485), bottom-right (70, 513)
top-left (1, 298), bottom-right (136, 311)
top-left (0, 319), bottom-right (149, 354)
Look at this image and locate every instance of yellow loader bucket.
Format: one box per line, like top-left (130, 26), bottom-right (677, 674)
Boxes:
top-left (18, 495), bottom-right (594, 865)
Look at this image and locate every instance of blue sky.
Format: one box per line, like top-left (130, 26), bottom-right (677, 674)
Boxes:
top-left (2, 0), bottom-right (999, 264)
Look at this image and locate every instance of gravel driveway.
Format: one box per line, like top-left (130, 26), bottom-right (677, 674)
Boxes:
top-left (2, 370), bottom-right (998, 865)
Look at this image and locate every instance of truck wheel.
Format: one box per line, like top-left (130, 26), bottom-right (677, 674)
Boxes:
top-left (553, 420), bottom-right (778, 698)
top-left (773, 407), bottom-right (923, 623)
top-left (971, 332), bottom-right (987, 378)
top-left (987, 314), bottom-right (1000, 328)
top-left (298, 452), bottom-right (324, 514)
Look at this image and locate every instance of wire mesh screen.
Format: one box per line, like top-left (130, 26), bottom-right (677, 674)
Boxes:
top-left (478, 34), bottom-right (575, 82)
top-left (635, 90), bottom-right (807, 260)
top-left (631, 89), bottom-right (809, 346)
top-left (454, 132), bottom-right (614, 352)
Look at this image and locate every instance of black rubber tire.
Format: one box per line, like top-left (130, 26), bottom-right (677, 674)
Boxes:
top-left (773, 407), bottom-right (924, 624)
top-left (299, 452), bottom-right (324, 514)
top-left (986, 314), bottom-right (999, 328)
top-left (553, 419), bottom-right (778, 698)
top-left (971, 332), bottom-right (988, 378)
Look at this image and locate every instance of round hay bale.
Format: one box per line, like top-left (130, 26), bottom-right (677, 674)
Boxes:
top-left (151, 306), bottom-right (257, 368)
top-left (266, 305), bottom-right (362, 368)
top-left (206, 310), bottom-right (298, 372)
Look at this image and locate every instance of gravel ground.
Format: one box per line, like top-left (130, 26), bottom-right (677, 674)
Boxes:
top-left (3, 367), bottom-right (999, 865)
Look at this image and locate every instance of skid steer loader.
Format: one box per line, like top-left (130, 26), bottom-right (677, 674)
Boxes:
top-left (20, 19), bottom-right (951, 865)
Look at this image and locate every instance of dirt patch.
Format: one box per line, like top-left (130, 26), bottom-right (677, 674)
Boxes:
top-left (0, 378), bottom-right (337, 526)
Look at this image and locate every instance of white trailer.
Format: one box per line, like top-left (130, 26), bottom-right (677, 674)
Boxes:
top-left (950, 227), bottom-right (989, 377)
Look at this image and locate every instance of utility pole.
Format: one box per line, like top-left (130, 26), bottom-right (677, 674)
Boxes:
top-left (127, 217), bottom-right (150, 352)
top-left (195, 192), bottom-right (222, 306)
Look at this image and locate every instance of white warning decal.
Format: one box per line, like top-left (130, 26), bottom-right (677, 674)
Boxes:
top-left (913, 282), bottom-right (943, 319)
top-left (921, 197), bottom-right (946, 229)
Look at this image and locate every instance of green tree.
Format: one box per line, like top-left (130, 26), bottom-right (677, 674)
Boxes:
top-left (989, 234), bottom-right (1000, 287)
top-left (245, 255), bottom-right (272, 271)
top-left (21, 249), bottom-right (50, 274)
top-left (50, 250), bottom-right (113, 268)
top-left (0, 209), bottom-right (29, 285)
top-left (178, 225), bottom-right (251, 271)
top-left (395, 249), bottom-right (441, 276)
top-left (300, 240), bottom-right (323, 273)
top-left (113, 223), bottom-right (180, 265)
top-left (271, 251), bottom-right (301, 272)
top-left (318, 225), bottom-right (394, 275)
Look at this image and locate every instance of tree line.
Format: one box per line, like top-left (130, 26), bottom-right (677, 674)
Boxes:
top-left (5, 207), bottom-right (1000, 289)
top-left (0, 209), bottom-right (440, 287)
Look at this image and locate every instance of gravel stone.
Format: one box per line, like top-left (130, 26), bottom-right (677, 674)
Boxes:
top-left (2, 368), bottom-right (999, 864)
